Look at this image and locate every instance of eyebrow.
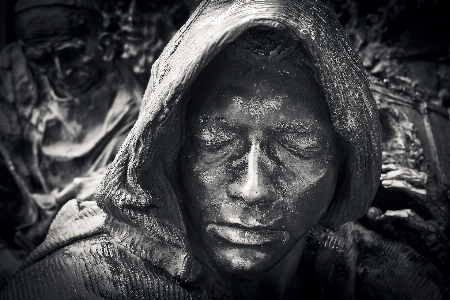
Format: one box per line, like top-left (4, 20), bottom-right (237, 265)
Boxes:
top-left (24, 39), bottom-right (86, 55)
top-left (199, 117), bottom-right (322, 135)
top-left (270, 122), bottom-right (322, 134)
top-left (24, 43), bottom-right (52, 52)
top-left (201, 118), bottom-right (244, 132)
top-left (53, 40), bottom-right (86, 52)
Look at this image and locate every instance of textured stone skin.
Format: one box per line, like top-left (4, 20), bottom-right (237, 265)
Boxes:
top-left (1, 0), bottom-right (449, 299)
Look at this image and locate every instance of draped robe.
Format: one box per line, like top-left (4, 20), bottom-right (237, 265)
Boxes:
top-left (2, 0), bottom-right (449, 299)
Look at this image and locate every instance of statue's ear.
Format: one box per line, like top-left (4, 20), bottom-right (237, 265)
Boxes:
top-left (99, 33), bottom-right (114, 62)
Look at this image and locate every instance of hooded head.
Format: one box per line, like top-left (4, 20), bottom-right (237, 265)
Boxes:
top-left (95, 0), bottom-right (381, 282)
top-left (179, 25), bottom-right (349, 276)
top-left (14, 0), bottom-right (113, 99)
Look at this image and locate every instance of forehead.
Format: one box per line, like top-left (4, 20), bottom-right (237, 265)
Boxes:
top-left (16, 7), bottom-right (95, 45)
top-left (190, 54), bottom-right (331, 129)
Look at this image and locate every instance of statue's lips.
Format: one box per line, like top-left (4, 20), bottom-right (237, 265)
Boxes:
top-left (207, 224), bottom-right (289, 245)
top-left (121, 28), bottom-right (145, 41)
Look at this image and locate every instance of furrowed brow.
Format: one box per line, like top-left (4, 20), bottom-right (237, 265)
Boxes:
top-left (53, 39), bottom-right (86, 51)
top-left (271, 122), bottom-right (321, 133)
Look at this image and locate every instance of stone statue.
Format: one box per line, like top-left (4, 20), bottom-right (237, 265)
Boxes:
top-left (1, 0), bottom-right (449, 299)
top-left (0, 0), bottom-right (142, 288)
top-left (101, 0), bottom-right (201, 85)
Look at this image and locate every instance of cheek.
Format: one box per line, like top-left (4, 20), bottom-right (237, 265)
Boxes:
top-left (80, 50), bottom-right (101, 66)
top-left (189, 152), bottom-right (230, 190)
top-left (77, 44), bottom-right (103, 68)
top-left (182, 150), bottom-right (231, 215)
top-left (277, 155), bottom-right (338, 232)
top-left (185, 144), bottom-right (239, 186)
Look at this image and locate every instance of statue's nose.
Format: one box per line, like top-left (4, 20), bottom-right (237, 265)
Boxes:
top-left (53, 56), bottom-right (72, 79)
top-left (125, 0), bottom-right (140, 25)
top-left (227, 142), bottom-right (276, 206)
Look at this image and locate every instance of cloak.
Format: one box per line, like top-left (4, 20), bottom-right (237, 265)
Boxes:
top-left (1, 0), bottom-right (449, 299)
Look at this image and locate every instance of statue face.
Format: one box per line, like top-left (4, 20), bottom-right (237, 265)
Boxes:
top-left (107, 0), bottom-right (167, 80)
top-left (115, 0), bottom-right (155, 43)
top-left (181, 56), bottom-right (342, 274)
top-left (16, 7), bottom-right (106, 98)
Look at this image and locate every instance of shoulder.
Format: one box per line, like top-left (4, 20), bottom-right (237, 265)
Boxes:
top-left (1, 235), bottom-right (112, 299)
top-left (304, 222), bottom-right (450, 300)
top-left (1, 200), bottom-right (202, 300)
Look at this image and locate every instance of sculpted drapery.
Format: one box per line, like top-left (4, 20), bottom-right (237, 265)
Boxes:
top-left (1, 0), bottom-right (449, 299)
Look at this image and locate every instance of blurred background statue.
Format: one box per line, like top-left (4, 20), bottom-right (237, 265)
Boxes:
top-left (0, 0), bottom-right (143, 288)
top-left (100, 0), bottom-right (200, 85)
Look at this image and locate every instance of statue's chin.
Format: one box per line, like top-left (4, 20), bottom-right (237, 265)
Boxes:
top-left (208, 243), bottom-right (287, 276)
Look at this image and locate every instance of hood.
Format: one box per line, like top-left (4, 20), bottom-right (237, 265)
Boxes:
top-left (95, 0), bottom-right (381, 282)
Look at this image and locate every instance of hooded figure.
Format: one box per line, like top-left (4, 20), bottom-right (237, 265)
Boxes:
top-left (2, 0), bottom-right (449, 299)
top-left (0, 0), bottom-right (143, 290)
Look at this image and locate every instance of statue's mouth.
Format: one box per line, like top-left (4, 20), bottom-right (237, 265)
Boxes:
top-left (120, 27), bottom-right (146, 41)
top-left (206, 223), bottom-right (289, 246)
top-left (51, 74), bottom-right (94, 98)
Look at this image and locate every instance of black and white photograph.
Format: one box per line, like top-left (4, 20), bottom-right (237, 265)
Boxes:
top-left (0, 0), bottom-right (449, 299)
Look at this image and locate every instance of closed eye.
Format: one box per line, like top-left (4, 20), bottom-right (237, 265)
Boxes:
top-left (24, 47), bottom-right (51, 66)
top-left (57, 46), bottom-right (85, 62)
top-left (196, 126), bottom-right (236, 151)
top-left (272, 132), bottom-right (325, 158)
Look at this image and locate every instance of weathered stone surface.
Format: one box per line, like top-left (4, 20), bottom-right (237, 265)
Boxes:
top-left (321, 0), bottom-right (450, 281)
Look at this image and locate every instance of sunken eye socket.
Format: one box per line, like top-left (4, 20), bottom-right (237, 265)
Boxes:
top-left (24, 48), bottom-right (52, 66)
top-left (194, 125), bottom-right (326, 158)
top-left (56, 46), bottom-right (87, 61)
top-left (271, 132), bottom-right (326, 159)
top-left (24, 44), bottom-right (87, 66)
top-left (195, 126), bottom-right (236, 151)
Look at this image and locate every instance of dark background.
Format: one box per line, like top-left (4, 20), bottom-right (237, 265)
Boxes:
top-left (2, 0), bottom-right (449, 105)
top-left (0, 1), bottom-right (17, 49)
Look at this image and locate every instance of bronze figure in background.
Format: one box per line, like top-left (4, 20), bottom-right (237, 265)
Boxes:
top-left (0, 0), bottom-right (143, 288)
top-left (100, 0), bottom-right (200, 85)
